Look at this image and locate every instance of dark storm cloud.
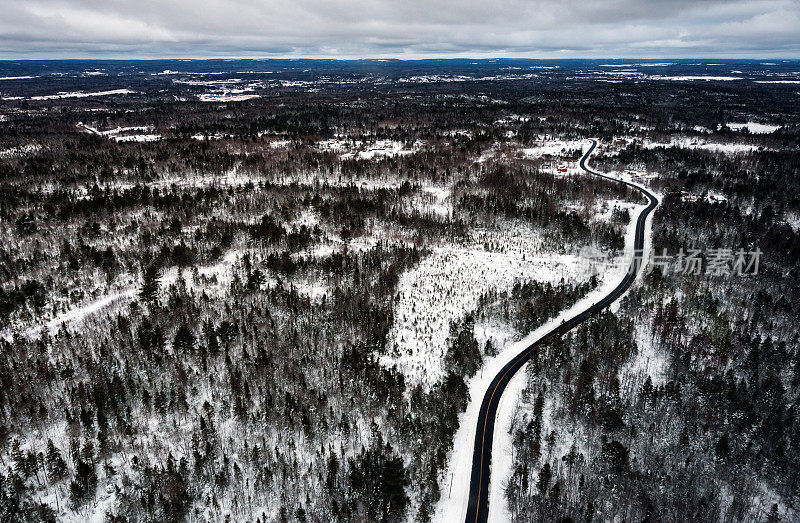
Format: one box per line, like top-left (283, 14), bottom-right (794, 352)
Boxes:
top-left (0, 0), bottom-right (797, 58)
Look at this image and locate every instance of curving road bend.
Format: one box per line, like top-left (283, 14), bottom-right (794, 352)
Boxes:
top-left (463, 139), bottom-right (659, 523)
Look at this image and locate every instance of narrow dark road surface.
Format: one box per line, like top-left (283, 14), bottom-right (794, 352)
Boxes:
top-left (464, 139), bottom-right (659, 523)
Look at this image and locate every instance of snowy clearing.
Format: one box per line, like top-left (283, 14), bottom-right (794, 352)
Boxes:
top-left (412, 185), bottom-right (452, 217)
top-left (726, 122), bottom-right (781, 134)
top-left (78, 123), bottom-right (162, 142)
top-left (114, 134), bottom-right (162, 142)
top-left (31, 89), bottom-right (135, 100)
top-left (520, 139), bottom-right (585, 158)
top-left (319, 138), bottom-right (424, 159)
top-left (651, 76), bottom-right (742, 81)
top-left (642, 137), bottom-right (766, 154)
top-left (620, 323), bottom-right (669, 388)
top-left (198, 93), bottom-right (260, 102)
top-left (380, 224), bottom-right (595, 389)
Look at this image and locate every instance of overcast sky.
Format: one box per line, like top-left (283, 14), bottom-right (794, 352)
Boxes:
top-left (0, 0), bottom-right (798, 59)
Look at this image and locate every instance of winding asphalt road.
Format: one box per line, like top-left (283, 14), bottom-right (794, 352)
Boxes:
top-left (463, 139), bottom-right (659, 523)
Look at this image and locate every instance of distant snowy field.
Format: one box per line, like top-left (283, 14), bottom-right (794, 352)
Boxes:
top-left (642, 137), bottom-right (769, 154)
top-left (30, 89), bottom-right (135, 100)
top-left (726, 121), bottom-right (781, 134)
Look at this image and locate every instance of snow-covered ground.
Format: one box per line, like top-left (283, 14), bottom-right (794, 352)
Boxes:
top-left (522, 140), bottom-right (582, 158)
top-left (198, 93), bottom-right (260, 102)
top-left (521, 139), bottom-right (585, 159)
top-left (784, 212), bottom-right (800, 232)
top-left (344, 139), bottom-right (420, 159)
top-left (14, 243), bottom-right (331, 343)
top-left (381, 222), bottom-right (595, 389)
top-left (317, 138), bottom-right (424, 160)
top-left (31, 89), bottom-right (135, 100)
top-left (114, 133), bottom-right (161, 142)
top-left (266, 168), bottom-right (409, 190)
top-left (476, 139), bottom-right (586, 165)
top-left (642, 137), bottom-right (766, 154)
top-left (592, 199), bottom-right (638, 223)
top-left (28, 288), bottom-right (138, 337)
top-left (191, 132), bottom-right (230, 140)
top-left (317, 138), bottom-right (353, 152)
top-left (621, 323), bottom-right (669, 389)
top-left (78, 123), bottom-right (161, 142)
top-left (298, 220), bottom-right (416, 260)
top-left (726, 122), bottom-right (781, 134)
top-left (0, 143), bottom-right (42, 158)
top-left (412, 185), bottom-right (452, 217)
top-left (433, 145), bottom-right (659, 523)
top-left (650, 76), bottom-right (742, 81)
top-left (148, 168), bottom-right (263, 189)
top-left (14, 250), bottom-right (244, 340)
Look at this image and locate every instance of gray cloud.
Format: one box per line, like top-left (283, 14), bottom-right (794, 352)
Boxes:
top-left (0, 0), bottom-right (798, 58)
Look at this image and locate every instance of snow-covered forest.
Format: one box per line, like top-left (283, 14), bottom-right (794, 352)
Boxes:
top-left (0, 59), bottom-right (798, 522)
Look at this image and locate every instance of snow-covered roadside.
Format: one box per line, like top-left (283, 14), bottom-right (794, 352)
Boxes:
top-left (433, 142), bottom-right (659, 523)
top-left (487, 182), bottom-right (656, 522)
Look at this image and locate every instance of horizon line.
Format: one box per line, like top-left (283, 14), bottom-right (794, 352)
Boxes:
top-left (1, 56), bottom-right (798, 62)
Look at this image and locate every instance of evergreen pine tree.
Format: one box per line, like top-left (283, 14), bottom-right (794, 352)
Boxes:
top-left (45, 439), bottom-right (67, 482)
top-left (139, 263), bottom-right (161, 307)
